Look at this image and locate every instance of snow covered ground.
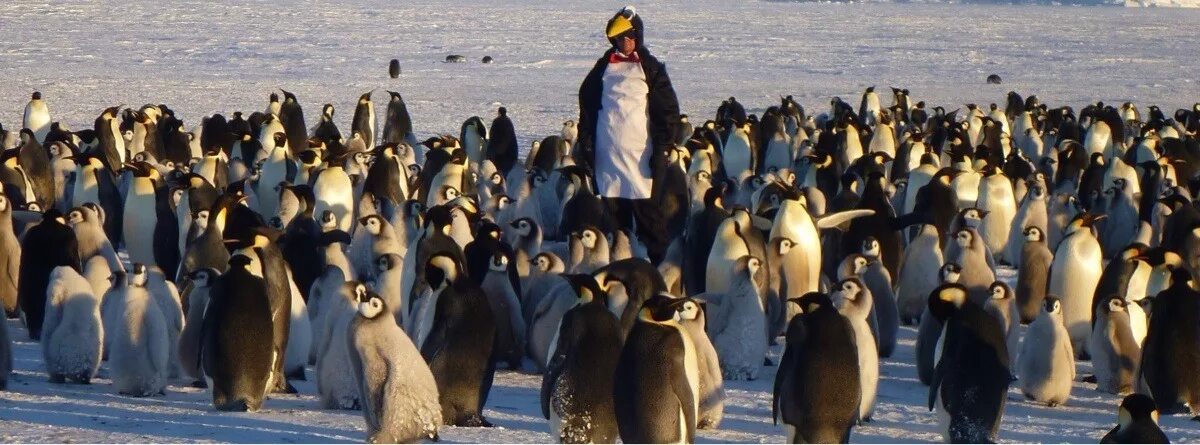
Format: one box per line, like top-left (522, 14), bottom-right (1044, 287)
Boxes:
top-left (2, 0), bottom-right (1200, 442)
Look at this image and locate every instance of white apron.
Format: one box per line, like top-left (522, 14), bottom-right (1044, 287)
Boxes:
top-left (595, 59), bottom-right (653, 199)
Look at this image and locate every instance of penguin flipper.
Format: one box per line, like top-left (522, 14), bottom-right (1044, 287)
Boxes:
top-left (667, 335), bottom-right (697, 443)
top-left (814, 209), bottom-right (875, 231)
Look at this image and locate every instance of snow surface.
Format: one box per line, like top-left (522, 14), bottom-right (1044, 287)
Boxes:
top-left (1, 0), bottom-right (1200, 442)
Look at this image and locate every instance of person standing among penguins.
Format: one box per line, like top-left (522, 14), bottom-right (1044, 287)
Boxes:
top-left (577, 6), bottom-right (680, 264)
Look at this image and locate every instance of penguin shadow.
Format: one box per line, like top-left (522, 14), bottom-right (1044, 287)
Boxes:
top-left (0, 398), bottom-right (361, 442)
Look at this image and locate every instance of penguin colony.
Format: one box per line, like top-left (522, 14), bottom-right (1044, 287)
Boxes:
top-left (0, 88), bottom-right (1196, 444)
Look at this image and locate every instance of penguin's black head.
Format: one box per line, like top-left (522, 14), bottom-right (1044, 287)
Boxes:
top-left (1117, 394), bottom-right (1159, 426)
top-left (353, 282), bottom-right (387, 319)
top-left (388, 91), bottom-right (403, 102)
top-left (425, 253), bottom-right (460, 290)
top-left (1038, 294), bottom-right (1065, 315)
top-left (638, 294), bottom-right (689, 323)
top-left (989, 281), bottom-right (1012, 301)
top-left (789, 292), bottom-right (834, 315)
top-left (31, 91), bottom-right (41, 100)
top-left (929, 283), bottom-right (969, 322)
top-left (476, 221), bottom-right (502, 241)
top-left (129, 263), bottom-right (149, 287)
top-left (564, 274), bottom-right (606, 304)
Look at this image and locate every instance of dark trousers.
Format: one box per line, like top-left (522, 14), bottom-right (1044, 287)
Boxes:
top-left (605, 197), bottom-right (668, 265)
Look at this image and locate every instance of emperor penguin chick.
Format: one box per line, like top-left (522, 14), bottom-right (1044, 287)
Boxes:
top-left (179, 268), bottom-right (219, 387)
top-left (109, 264), bottom-right (170, 397)
top-left (1088, 295), bottom-right (1140, 395)
top-left (678, 297), bottom-right (726, 430)
top-left (1018, 296), bottom-right (1075, 407)
top-left (349, 285), bottom-right (442, 443)
top-left (706, 256), bottom-right (767, 381)
top-left (834, 277), bottom-right (879, 423)
top-left (42, 266), bottom-right (103, 384)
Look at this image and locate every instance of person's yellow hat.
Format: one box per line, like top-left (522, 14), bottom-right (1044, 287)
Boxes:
top-left (606, 14), bottom-right (634, 38)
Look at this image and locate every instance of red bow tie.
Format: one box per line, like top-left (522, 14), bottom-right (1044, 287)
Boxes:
top-left (609, 51), bottom-right (641, 64)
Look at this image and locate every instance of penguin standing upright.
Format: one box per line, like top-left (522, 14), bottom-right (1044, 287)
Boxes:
top-left (1089, 295), bottom-right (1140, 395)
top-left (351, 91), bottom-right (376, 150)
top-left (614, 295), bottom-right (699, 444)
top-left (0, 193), bottom-right (21, 316)
top-left (1100, 394), bottom-right (1170, 444)
top-left (1003, 178), bottom-right (1049, 267)
top-left (1016, 226), bottom-right (1053, 324)
top-left (201, 255), bottom-right (274, 411)
top-left (94, 106), bottom-right (126, 173)
top-left (109, 264), bottom-right (170, 397)
top-left (774, 293), bottom-right (860, 443)
top-left (382, 91), bottom-right (419, 149)
top-left (179, 268), bottom-right (218, 387)
top-left (20, 210), bottom-right (80, 339)
top-left (486, 107), bottom-right (519, 178)
top-left (542, 275), bottom-right (622, 444)
top-left (312, 156), bottom-right (355, 233)
top-left (677, 297), bottom-right (725, 430)
top-left (121, 162), bottom-right (160, 268)
top-left (860, 236), bottom-right (899, 357)
top-left (895, 224), bottom-right (942, 325)
top-left (927, 283), bottom-right (1010, 443)
top-left (42, 266), bottom-right (103, 384)
top-left (829, 278), bottom-right (878, 426)
top-left (706, 256), bottom-right (767, 381)
top-left (348, 285), bottom-right (442, 443)
top-left (1048, 212), bottom-right (1105, 356)
top-left (17, 129), bottom-right (54, 208)
top-left (24, 92), bottom-right (51, 143)
top-left (421, 253), bottom-right (497, 427)
top-left (278, 90), bottom-right (308, 156)
top-left (1139, 268), bottom-right (1200, 416)
top-left (229, 227), bottom-right (295, 394)
top-left (1018, 296), bottom-right (1075, 406)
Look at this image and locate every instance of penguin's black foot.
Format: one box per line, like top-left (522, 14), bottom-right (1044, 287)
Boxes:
top-left (272, 382), bottom-right (298, 394)
top-left (1047, 402), bottom-right (1060, 408)
top-left (458, 414), bottom-right (493, 427)
top-left (1081, 375), bottom-right (1097, 384)
top-left (1191, 415), bottom-right (1199, 422)
top-left (191, 380), bottom-right (208, 389)
top-left (48, 374), bottom-right (65, 384)
top-left (763, 357), bottom-right (776, 366)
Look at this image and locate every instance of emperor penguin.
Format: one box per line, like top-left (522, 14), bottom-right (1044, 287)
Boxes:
top-left (68, 204), bottom-right (122, 272)
top-left (1138, 268), bottom-right (1200, 416)
top-left (1016, 226), bottom-right (1053, 324)
top-left (24, 92), bottom-right (52, 143)
top-left (477, 248), bottom-right (526, 370)
top-left (179, 268), bottom-right (218, 387)
top-left (774, 293), bottom-right (860, 443)
top-left (984, 281), bottom-right (1020, 368)
top-left (860, 236), bottom-right (899, 357)
top-left (948, 228), bottom-right (995, 297)
top-left (927, 283), bottom-right (1010, 443)
top-left (706, 256), bottom-right (767, 381)
top-left (1018, 296), bottom-right (1075, 406)
top-left (94, 106), bottom-right (126, 174)
top-left (312, 156), bottom-right (355, 232)
top-left (421, 253), bottom-right (497, 427)
top-left (1089, 295), bottom-right (1140, 395)
top-left (0, 193), bottom-right (21, 316)
top-left (1002, 178), bottom-right (1048, 267)
top-left (315, 281), bottom-right (362, 409)
top-left (976, 166), bottom-right (1016, 258)
top-left (1098, 178), bottom-right (1139, 260)
top-left (1100, 394), bottom-right (1170, 444)
top-left (677, 297), bottom-right (726, 430)
top-left (351, 91), bottom-right (376, 150)
top-left (278, 90), bottom-right (308, 156)
top-left (832, 278), bottom-right (879, 424)
top-left (542, 275), bottom-right (621, 444)
top-left (20, 209), bottom-right (80, 340)
top-left (109, 264), bottom-right (170, 397)
top-left (351, 214), bottom-right (403, 281)
top-left (349, 285), bottom-right (442, 443)
top-left (254, 133), bottom-right (289, 220)
top-left (895, 223), bottom-right (942, 325)
top-left (121, 161), bottom-right (160, 268)
top-left (1049, 212), bottom-right (1105, 357)
top-left (202, 255), bottom-right (274, 411)
top-left (42, 266), bottom-right (103, 384)
top-left (370, 253), bottom-right (406, 327)
top-left (614, 295), bottom-right (700, 444)
top-left (567, 226), bottom-right (609, 274)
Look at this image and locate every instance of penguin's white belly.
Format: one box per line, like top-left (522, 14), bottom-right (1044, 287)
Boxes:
top-left (123, 185), bottom-right (158, 267)
top-left (1050, 234), bottom-right (1102, 351)
top-left (853, 318), bottom-right (879, 420)
top-left (675, 324), bottom-right (700, 439)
